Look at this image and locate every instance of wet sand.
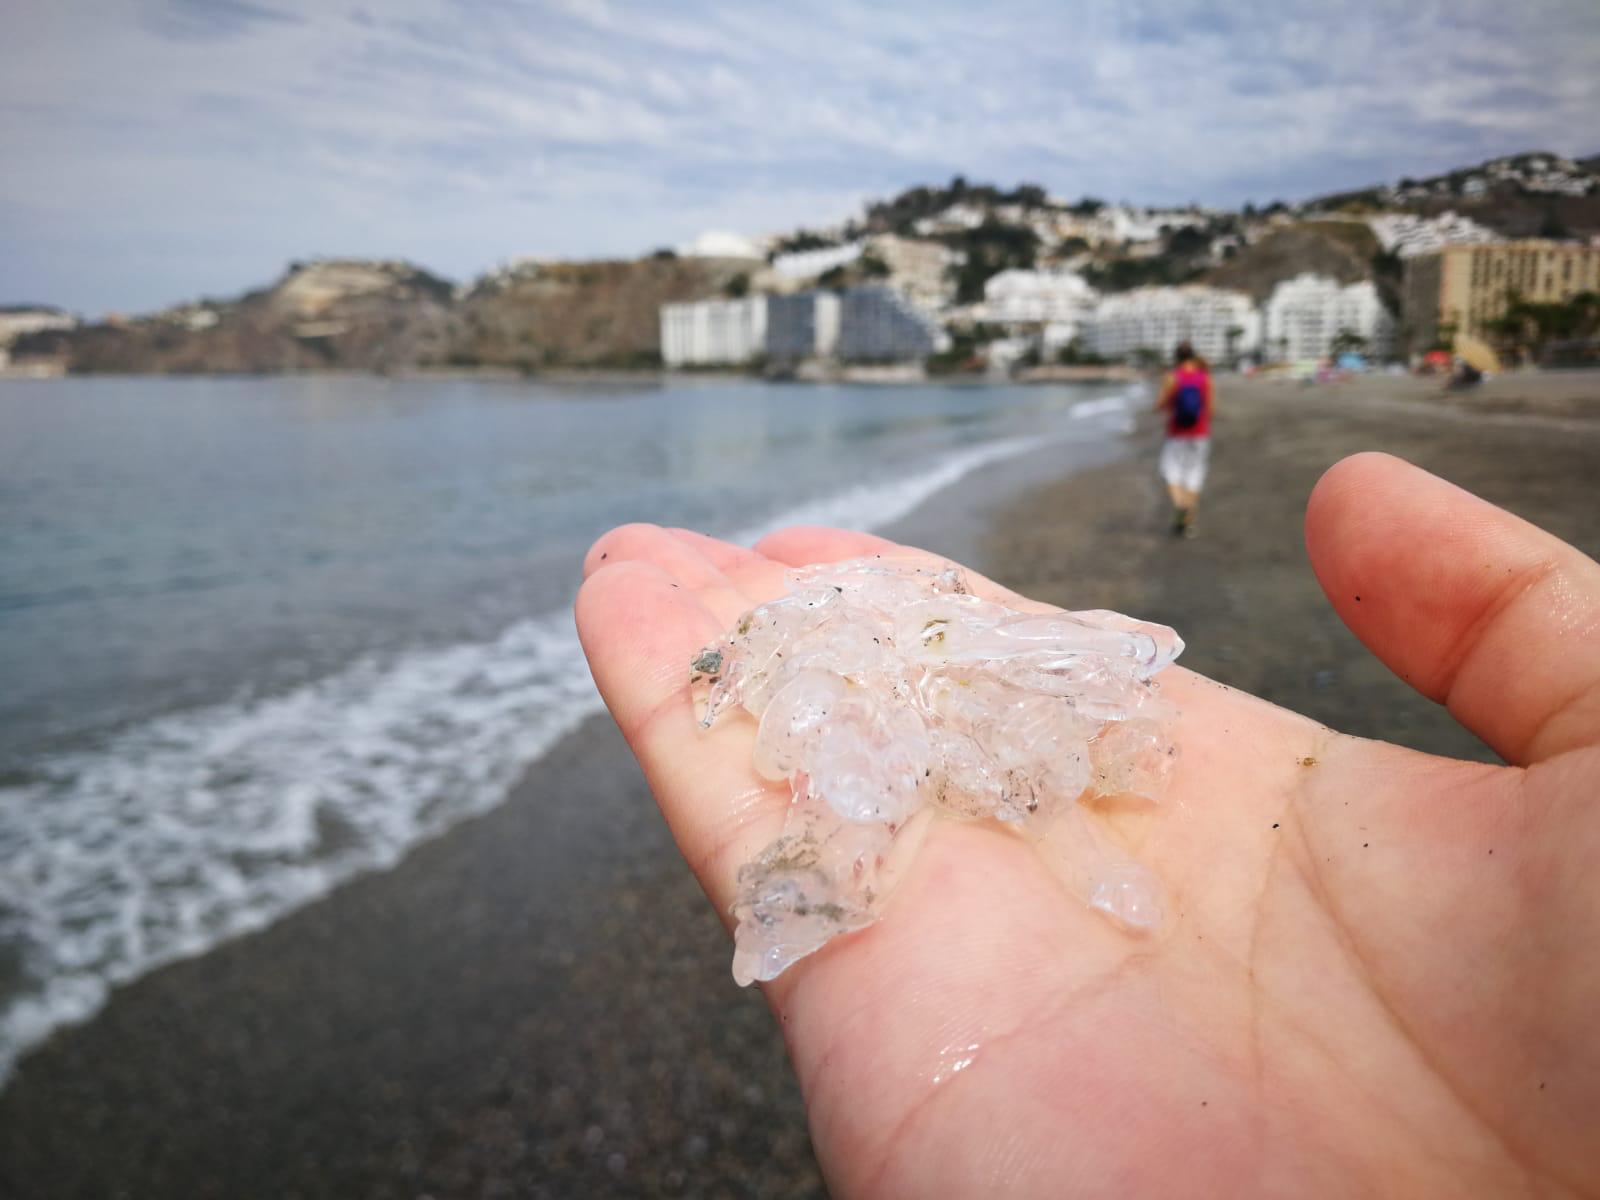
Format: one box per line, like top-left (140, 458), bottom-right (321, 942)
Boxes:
top-left (2, 371), bottom-right (1596, 1198)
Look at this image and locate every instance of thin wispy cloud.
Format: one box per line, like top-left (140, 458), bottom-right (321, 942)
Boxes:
top-left (2, 0), bottom-right (1597, 312)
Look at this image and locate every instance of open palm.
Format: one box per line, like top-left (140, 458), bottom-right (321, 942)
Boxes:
top-left (575, 453), bottom-right (1600, 1197)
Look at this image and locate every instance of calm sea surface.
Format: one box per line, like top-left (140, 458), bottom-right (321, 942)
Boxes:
top-left (0, 373), bottom-right (1136, 1076)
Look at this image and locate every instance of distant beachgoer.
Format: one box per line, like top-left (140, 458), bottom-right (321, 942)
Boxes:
top-left (1155, 341), bottom-right (1212, 537)
top-left (1444, 359), bottom-right (1484, 392)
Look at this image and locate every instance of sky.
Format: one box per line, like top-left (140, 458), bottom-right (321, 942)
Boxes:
top-left (3, 0), bottom-right (1598, 315)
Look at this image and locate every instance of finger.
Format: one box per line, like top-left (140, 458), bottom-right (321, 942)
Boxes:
top-left (583, 524), bottom-right (762, 626)
top-left (755, 525), bottom-right (902, 565)
top-left (584, 522), bottom-right (719, 585)
top-left (1305, 452), bottom-right (1600, 764)
top-left (575, 560), bottom-right (788, 912)
top-left (665, 527), bottom-right (766, 574)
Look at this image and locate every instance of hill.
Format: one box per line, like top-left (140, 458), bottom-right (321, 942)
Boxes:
top-left (18, 260), bottom-right (458, 374)
top-left (19, 255), bottom-right (752, 375)
top-left (1204, 221), bottom-right (1382, 303)
top-left (1305, 150), bottom-right (1600, 239)
top-left (453, 255), bottom-right (751, 370)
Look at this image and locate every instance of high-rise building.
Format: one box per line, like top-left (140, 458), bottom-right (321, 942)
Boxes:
top-left (835, 286), bottom-right (947, 363)
top-left (1264, 275), bottom-right (1396, 361)
top-left (1083, 286), bottom-right (1258, 363)
top-left (765, 291), bottom-right (841, 362)
top-left (659, 297), bottom-right (768, 366)
top-left (1402, 241), bottom-right (1600, 355)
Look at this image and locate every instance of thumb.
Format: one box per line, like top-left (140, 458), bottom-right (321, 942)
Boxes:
top-left (1305, 452), bottom-right (1600, 765)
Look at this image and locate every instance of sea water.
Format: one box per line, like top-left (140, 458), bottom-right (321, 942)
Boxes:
top-left (0, 373), bottom-right (1136, 1079)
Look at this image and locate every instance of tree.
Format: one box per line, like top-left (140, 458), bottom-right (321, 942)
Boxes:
top-left (857, 253), bottom-right (891, 279)
top-left (769, 230), bottom-right (837, 259)
top-left (1056, 338), bottom-right (1106, 366)
top-left (942, 218), bottom-right (1041, 303)
top-left (1330, 329), bottom-right (1368, 356)
top-left (724, 273), bottom-right (750, 299)
top-left (817, 265), bottom-right (850, 291)
top-left (1224, 325), bottom-right (1245, 365)
top-left (1539, 211), bottom-right (1571, 240)
top-left (1486, 290), bottom-right (1600, 360)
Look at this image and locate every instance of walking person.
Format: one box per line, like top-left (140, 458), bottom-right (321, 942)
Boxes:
top-left (1155, 341), bottom-right (1212, 537)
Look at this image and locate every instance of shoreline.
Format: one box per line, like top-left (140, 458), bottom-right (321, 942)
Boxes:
top-left (1, 364), bottom-right (1145, 386)
top-left (3, 373), bottom-right (1596, 1196)
top-left (0, 391), bottom-right (1139, 1197)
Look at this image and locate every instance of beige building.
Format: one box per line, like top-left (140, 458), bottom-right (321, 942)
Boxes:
top-left (1403, 241), bottom-right (1600, 354)
top-left (866, 234), bottom-right (963, 310)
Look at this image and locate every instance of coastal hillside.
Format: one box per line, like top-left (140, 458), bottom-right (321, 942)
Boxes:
top-left (11, 148), bottom-right (1598, 375)
top-left (15, 255), bottom-right (752, 375)
top-left (453, 255), bottom-right (752, 370)
top-left (1203, 221), bottom-right (1383, 302)
top-left (17, 260), bottom-right (458, 374)
top-left (1306, 151), bottom-right (1600, 239)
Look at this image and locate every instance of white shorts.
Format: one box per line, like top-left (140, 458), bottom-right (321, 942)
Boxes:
top-left (1159, 437), bottom-right (1210, 494)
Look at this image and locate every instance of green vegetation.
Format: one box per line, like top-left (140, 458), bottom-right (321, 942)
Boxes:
top-left (858, 252), bottom-right (891, 278)
top-left (865, 176), bottom-right (1049, 236)
top-left (816, 265), bottom-right (850, 290)
top-left (1056, 339), bottom-right (1108, 366)
top-left (1329, 329), bottom-right (1368, 355)
top-left (926, 322), bottom-right (1006, 375)
top-left (1484, 291), bottom-right (1600, 362)
top-left (768, 230), bottom-right (839, 258)
top-left (940, 218), bottom-right (1040, 303)
top-left (1083, 255), bottom-right (1201, 292)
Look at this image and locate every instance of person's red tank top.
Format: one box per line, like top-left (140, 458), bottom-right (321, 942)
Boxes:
top-left (1167, 364), bottom-right (1212, 438)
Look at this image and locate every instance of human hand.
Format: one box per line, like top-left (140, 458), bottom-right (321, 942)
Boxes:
top-left (575, 452), bottom-right (1600, 1197)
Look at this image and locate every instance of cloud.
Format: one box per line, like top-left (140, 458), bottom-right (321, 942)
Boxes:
top-left (1, 0), bottom-right (1597, 312)
top-left (144, 0), bottom-right (304, 41)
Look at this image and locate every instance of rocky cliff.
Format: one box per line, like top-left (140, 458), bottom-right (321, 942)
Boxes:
top-left (21, 255), bottom-right (752, 375)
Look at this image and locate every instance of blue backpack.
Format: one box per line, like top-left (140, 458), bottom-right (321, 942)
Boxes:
top-left (1172, 380), bottom-right (1204, 430)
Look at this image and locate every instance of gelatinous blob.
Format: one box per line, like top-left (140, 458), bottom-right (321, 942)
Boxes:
top-left (694, 558), bottom-right (1183, 984)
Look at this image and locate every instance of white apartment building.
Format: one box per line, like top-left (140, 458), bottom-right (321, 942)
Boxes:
top-left (1367, 211), bottom-right (1500, 258)
top-left (766, 291), bottom-right (841, 361)
top-left (836, 286), bottom-right (947, 363)
top-left (980, 269), bottom-right (1097, 325)
top-left (911, 203), bottom-right (987, 236)
top-left (771, 241), bottom-right (863, 283)
top-left (1083, 286), bottom-right (1259, 363)
top-left (1263, 274), bottom-right (1396, 362)
top-left (1098, 206), bottom-right (1210, 245)
top-left (659, 297), bottom-right (768, 366)
top-left (677, 230), bottom-right (766, 260)
top-left (0, 307), bottom-right (77, 344)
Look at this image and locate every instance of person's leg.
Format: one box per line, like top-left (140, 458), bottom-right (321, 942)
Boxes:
top-left (1179, 440), bottom-right (1211, 537)
top-left (1158, 440), bottom-right (1189, 534)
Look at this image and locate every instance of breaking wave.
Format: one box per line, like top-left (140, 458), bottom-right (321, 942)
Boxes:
top-left (0, 390), bottom-right (1132, 1081)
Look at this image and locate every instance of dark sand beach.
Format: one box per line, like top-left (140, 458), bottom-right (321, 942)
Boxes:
top-left (2, 371), bottom-right (1596, 1199)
